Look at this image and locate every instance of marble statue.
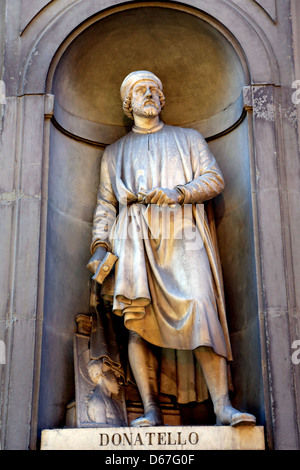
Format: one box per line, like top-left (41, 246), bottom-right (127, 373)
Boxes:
top-left (86, 359), bottom-right (125, 426)
top-left (87, 70), bottom-right (256, 427)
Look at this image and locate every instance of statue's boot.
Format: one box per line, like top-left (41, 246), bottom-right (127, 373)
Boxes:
top-left (214, 396), bottom-right (256, 427)
top-left (131, 405), bottom-right (163, 427)
top-left (128, 331), bottom-right (164, 427)
top-left (194, 346), bottom-right (256, 427)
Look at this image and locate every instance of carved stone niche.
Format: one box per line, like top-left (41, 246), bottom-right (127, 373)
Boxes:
top-left (39, 5), bottom-right (264, 434)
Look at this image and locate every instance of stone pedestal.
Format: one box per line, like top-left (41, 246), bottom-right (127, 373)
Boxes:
top-left (41, 426), bottom-right (265, 450)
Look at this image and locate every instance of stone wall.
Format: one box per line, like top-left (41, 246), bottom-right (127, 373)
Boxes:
top-left (0, 0), bottom-right (299, 450)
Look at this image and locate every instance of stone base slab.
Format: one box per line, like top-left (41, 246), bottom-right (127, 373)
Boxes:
top-left (41, 426), bottom-right (265, 450)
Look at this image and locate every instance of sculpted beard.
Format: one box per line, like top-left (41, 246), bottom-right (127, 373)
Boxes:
top-left (132, 99), bottom-right (160, 117)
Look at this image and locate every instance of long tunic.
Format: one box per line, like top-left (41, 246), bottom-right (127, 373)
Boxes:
top-left (92, 124), bottom-right (232, 364)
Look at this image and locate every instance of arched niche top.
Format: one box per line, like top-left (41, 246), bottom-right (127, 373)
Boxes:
top-left (20, 1), bottom-right (279, 98)
top-left (51, 6), bottom-right (246, 144)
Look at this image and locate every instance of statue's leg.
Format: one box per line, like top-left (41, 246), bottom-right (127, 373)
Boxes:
top-left (194, 346), bottom-right (256, 426)
top-left (128, 330), bottom-right (163, 427)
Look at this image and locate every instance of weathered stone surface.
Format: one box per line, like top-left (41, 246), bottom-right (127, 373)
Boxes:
top-left (41, 426), bottom-right (265, 450)
top-left (0, 0), bottom-right (299, 451)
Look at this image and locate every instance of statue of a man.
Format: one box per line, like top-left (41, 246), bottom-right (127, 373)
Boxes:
top-left (87, 70), bottom-right (256, 427)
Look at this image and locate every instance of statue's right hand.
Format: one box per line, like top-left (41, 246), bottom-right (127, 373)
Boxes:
top-left (86, 246), bottom-right (107, 274)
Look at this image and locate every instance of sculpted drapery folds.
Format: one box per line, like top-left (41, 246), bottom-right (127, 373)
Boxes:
top-left (87, 71), bottom-right (256, 427)
top-left (91, 125), bottom-right (231, 356)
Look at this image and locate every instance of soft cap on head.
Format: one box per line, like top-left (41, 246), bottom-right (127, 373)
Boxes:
top-left (120, 70), bottom-right (163, 102)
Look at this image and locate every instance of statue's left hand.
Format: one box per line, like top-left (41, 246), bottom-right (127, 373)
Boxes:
top-left (142, 187), bottom-right (183, 206)
top-left (86, 246), bottom-right (107, 274)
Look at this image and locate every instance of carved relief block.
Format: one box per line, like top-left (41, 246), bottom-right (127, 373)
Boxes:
top-left (73, 333), bottom-right (128, 428)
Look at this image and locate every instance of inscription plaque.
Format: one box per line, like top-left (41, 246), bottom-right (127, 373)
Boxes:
top-left (41, 426), bottom-right (265, 450)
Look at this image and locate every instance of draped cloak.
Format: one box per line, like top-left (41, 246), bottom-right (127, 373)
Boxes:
top-left (91, 124), bottom-right (233, 404)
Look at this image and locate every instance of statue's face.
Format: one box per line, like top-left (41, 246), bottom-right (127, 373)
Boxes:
top-left (104, 369), bottom-right (122, 396)
top-left (131, 80), bottom-right (161, 118)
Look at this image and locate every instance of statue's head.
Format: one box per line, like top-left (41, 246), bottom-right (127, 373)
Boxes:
top-left (120, 70), bottom-right (165, 120)
top-left (87, 359), bottom-right (122, 395)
